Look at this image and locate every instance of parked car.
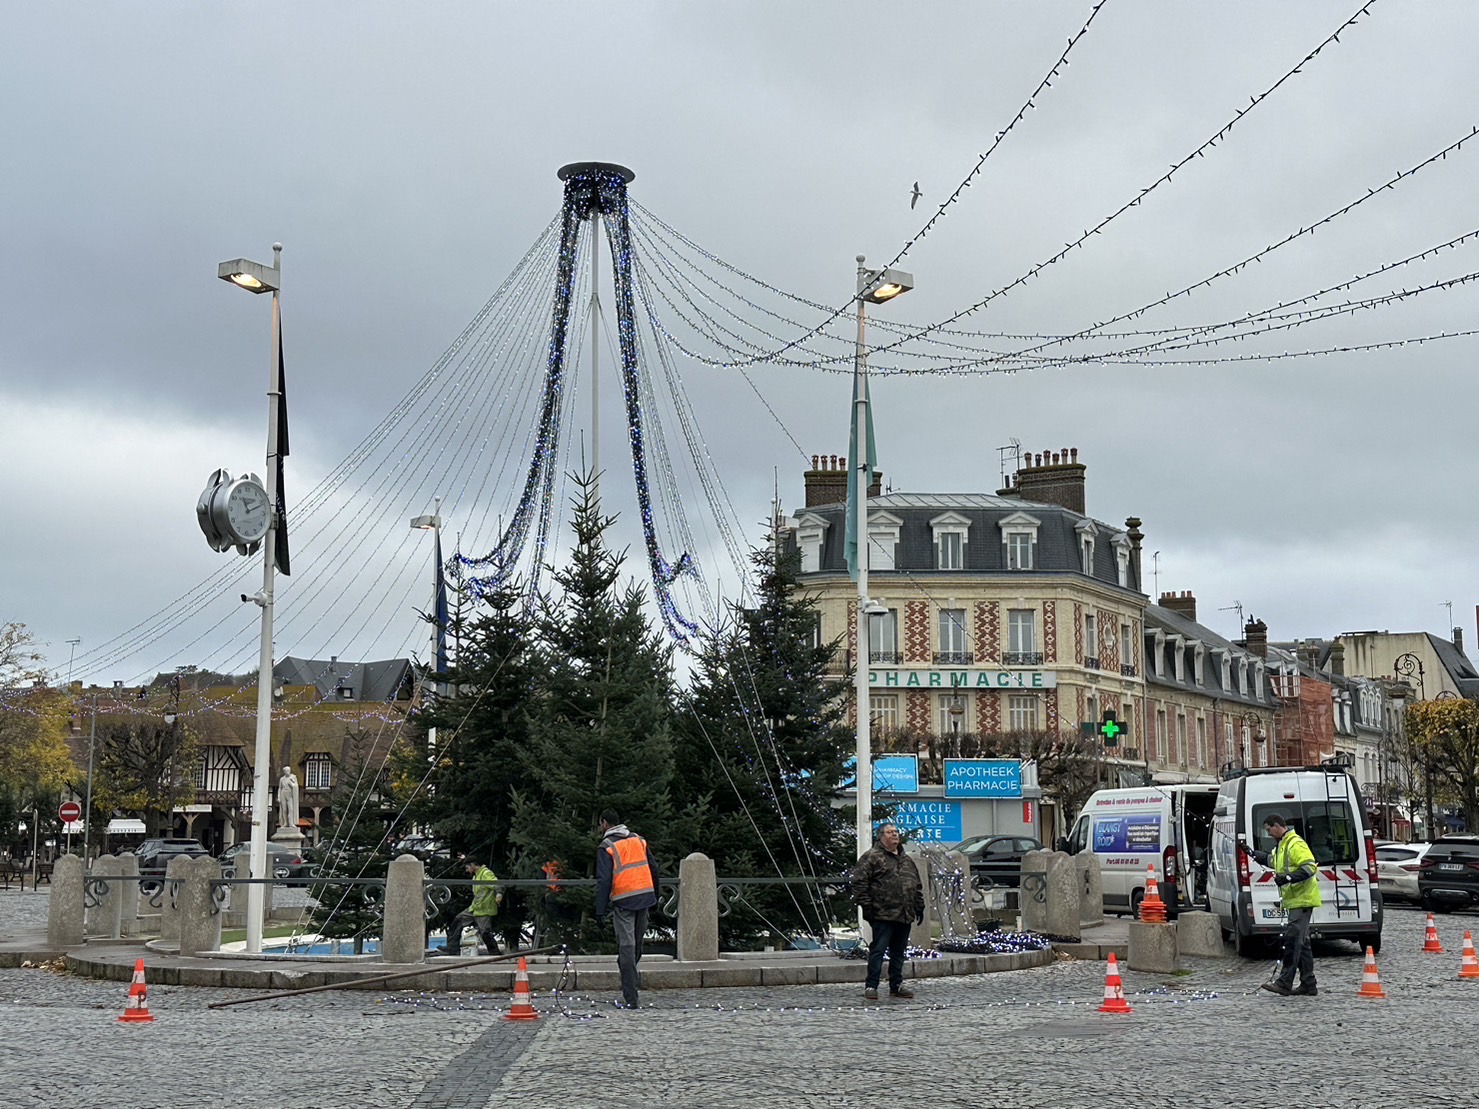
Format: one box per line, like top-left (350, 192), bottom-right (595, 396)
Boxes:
top-left (1418, 837), bottom-right (1479, 912)
top-left (950, 834), bottom-right (1044, 889)
top-left (1375, 841), bottom-right (1432, 903)
top-left (392, 835), bottom-right (451, 863)
top-left (218, 842), bottom-right (309, 880)
top-left (134, 838), bottom-right (211, 876)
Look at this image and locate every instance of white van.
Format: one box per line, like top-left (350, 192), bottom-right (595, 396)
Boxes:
top-left (1061, 784), bottom-right (1219, 917)
top-left (1206, 765), bottom-right (1383, 956)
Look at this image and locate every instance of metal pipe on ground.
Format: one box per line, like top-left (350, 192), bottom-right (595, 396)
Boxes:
top-left (205, 945), bottom-right (561, 1009)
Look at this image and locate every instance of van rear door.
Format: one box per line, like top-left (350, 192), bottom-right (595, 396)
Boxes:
top-left (1248, 775), bottom-right (1370, 929)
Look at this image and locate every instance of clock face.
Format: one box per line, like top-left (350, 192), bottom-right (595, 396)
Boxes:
top-left (224, 479), bottom-right (271, 543)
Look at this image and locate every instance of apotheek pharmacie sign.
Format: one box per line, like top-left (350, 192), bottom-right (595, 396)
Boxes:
top-left (868, 668), bottom-right (1057, 689)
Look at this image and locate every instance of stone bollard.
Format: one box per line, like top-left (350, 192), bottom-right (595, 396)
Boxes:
top-left (676, 853), bottom-right (718, 961)
top-left (118, 852), bottom-right (141, 937)
top-left (905, 845), bottom-right (934, 949)
top-left (1020, 850), bottom-right (1080, 941)
top-left (1128, 920), bottom-right (1179, 972)
top-left (1174, 910), bottom-right (1227, 957)
top-left (46, 854), bottom-right (85, 947)
top-left (86, 855), bottom-right (122, 938)
top-left (939, 849), bottom-right (976, 940)
top-left (159, 854), bottom-right (192, 947)
top-left (178, 856), bottom-right (223, 958)
top-left (381, 854), bottom-right (426, 964)
top-left (1076, 852), bottom-right (1104, 928)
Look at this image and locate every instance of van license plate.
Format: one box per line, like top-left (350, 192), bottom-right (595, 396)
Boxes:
top-left (1440, 863), bottom-right (1464, 872)
top-left (1261, 907), bottom-right (1287, 920)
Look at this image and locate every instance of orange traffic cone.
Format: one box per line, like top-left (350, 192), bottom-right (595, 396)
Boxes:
top-left (1137, 865), bottom-right (1168, 924)
top-left (118, 958), bottom-right (154, 1023)
top-left (1423, 914), bottom-right (1446, 953)
top-left (1097, 953), bottom-right (1134, 1014)
top-left (1355, 946), bottom-right (1387, 999)
top-left (503, 956), bottom-right (540, 1021)
top-left (1459, 931), bottom-right (1479, 979)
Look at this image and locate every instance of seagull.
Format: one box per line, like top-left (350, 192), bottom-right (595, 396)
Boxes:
top-left (910, 181), bottom-right (922, 210)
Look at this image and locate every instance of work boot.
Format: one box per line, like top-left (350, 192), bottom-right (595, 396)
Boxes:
top-left (1292, 982), bottom-right (1318, 996)
top-left (1260, 981), bottom-right (1293, 996)
top-left (890, 986), bottom-right (915, 1000)
top-left (863, 987), bottom-right (879, 1001)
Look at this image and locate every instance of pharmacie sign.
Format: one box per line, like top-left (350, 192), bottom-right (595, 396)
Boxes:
top-left (943, 759), bottom-right (1024, 799)
top-left (868, 668), bottom-right (1057, 690)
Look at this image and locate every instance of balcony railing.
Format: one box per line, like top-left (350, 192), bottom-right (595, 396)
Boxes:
top-left (1083, 656), bottom-right (1100, 670)
top-left (1120, 664), bottom-right (1137, 677)
top-left (1002, 651), bottom-right (1043, 666)
top-left (932, 651), bottom-right (974, 666)
top-left (869, 651), bottom-right (904, 664)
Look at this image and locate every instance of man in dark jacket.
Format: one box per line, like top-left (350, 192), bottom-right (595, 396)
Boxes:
top-left (594, 809), bottom-right (661, 1009)
top-left (851, 822), bottom-right (924, 1000)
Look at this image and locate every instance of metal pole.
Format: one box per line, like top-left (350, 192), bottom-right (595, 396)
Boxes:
top-left (590, 213), bottom-right (601, 496)
top-left (83, 696), bottom-right (96, 862)
top-left (853, 257), bottom-right (871, 863)
top-left (246, 249), bottom-right (283, 954)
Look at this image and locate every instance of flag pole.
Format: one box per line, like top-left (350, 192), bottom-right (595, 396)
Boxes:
top-left (852, 255), bottom-right (872, 865)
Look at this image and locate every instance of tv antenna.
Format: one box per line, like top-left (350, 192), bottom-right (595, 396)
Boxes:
top-left (1219, 601), bottom-right (1245, 629)
top-left (1151, 551), bottom-right (1161, 597)
top-left (1441, 600), bottom-right (1454, 629)
top-left (997, 439), bottom-right (1022, 488)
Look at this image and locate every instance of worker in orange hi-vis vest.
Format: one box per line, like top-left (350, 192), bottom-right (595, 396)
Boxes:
top-left (595, 809), bottom-right (662, 1009)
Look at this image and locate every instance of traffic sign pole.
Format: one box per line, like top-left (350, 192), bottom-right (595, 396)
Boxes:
top-left (59, 800), bottom-right (82, 858)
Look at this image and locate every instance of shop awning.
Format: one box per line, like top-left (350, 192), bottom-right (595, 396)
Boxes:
top-left (105, 818), bottom-right (147, 835)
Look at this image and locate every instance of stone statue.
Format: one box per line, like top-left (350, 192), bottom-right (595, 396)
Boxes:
top-left (277, 768), bottom-right (299, 829)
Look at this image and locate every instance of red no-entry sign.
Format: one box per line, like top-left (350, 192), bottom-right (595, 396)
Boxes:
top-left (59, 801), bottom-right (82, 823)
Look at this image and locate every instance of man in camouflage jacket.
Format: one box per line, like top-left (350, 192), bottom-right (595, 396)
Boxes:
top-left (851, 823), bottom-right (924, 1000)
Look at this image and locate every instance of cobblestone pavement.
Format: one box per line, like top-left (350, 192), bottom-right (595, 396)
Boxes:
top-left (3, 893), bottom-right (1476, 1108)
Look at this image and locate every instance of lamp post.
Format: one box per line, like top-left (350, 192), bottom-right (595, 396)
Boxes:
top-left (852, 255), bottom-right (913, 861)
top-left (1238, 711), bottom-right (1265, 768)
top-left (217, 244), bottom-right (283, 954)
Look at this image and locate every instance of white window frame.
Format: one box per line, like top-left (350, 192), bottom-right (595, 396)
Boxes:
top-left (867, 511), bottom-right (903, 572)
top-left (939, 693), bottom-right (971, 735)
top-left (795, 513), bottom-right (829, 574)
top-left (1156, 708), bottom-right (1167, 762)
top-left (1194, 643), bottom-right (1206, 685)
top-left (1007, 609), bottom-right (1037, 656)
top-left (1177, 713), bottom-right (1188, 765)
top-left (872, 693), bottom-right (900, 737)
top-left (1007, 694), bottom-right (1039, 732)
top-left (305, 753), bottom-right (333, 791)
top-left (1084, 613), bottom-right (1098, 662)
top-left (869, 608), bottom-right (899, 660)
top-left (939, 608), bottom-right (967, 656)
top-left (1197, 715), bottom-right (1208, 768)
top-left (930, 511), bottom-right (970, 572)
top-left (1113, 535), bottom-right (1131, 588)
top-left (999, 511), bottom-right (1041, 571)
top-left (1075, 519), bottom-right (1098, 576)
top-left (1152, 629), bottom-right (1167, 678)
top-left (1121, 623), bottom-right (1134, 671)
top-left (1169, 634), bottom-right (1185, 682)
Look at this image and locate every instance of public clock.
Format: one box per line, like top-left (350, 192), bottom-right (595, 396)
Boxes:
top-left (196, 468), bottom-right (272, 555)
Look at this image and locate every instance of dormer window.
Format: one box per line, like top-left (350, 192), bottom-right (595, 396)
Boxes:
top-left (1075, 520), bottom-right (1098, 576)
top-left (305, 753), bottom-right (333, 791)
top-left (867, 511), bottom-right (903, 572)
top-left (1220, 652), bottom-right (1231, 691)
top-left (1238, 658), bottom-right (1249, 697)
top-left (1169, 635), bottom-right (1185, 682)
top-left (1194, 643), bottom-right (1206, 685)
top-left (999, 511), bottom-right (1041, 571)
top-left (930, 511), bottom-right (971, 571)
top-left (796, 513), bottom-right (829, 574)
top-left (1152, 629), bottom-right (1166, 678)
top-left (1113, 535), bottom-right (1131, 588)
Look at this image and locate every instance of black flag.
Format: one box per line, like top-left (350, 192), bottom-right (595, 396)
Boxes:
top-left (273, 319), bottom-right (291, 576)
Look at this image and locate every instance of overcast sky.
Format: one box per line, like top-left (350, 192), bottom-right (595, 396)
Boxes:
top-left (4, 2), bottom-right (1477, 687)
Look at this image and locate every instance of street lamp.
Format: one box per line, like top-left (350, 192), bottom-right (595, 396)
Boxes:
top-left (852, 255), bottom-right (913, 862)
top-left (217, 243), bottom-right (283, 954)
top-left (1239, 711), bottom-right (1265, 767)
top-left (411, 501), bottom-right (446, 761)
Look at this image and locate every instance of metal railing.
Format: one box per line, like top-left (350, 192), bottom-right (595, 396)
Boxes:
top-left (1002, 651), bottom-right (1043, 666)
top-left (933, 651), bottom-right (974, 665)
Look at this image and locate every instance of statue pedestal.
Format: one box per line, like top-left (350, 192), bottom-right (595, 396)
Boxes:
top-left (271, 827), bottom-right (305, 849)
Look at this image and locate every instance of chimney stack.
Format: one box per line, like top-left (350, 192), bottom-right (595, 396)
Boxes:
top-left (1455, 627), bottom-right (1465, 655)
top-left (997, 446), bottom-right (1086, 514)
top-left (1124, 517), bottom-right (1144, 591)
top-left (1330, 641), bottom-right (1346, 677)
top-left (803, 452), bottom-right (881, 507)
top-left (1159, 590), bottom-right (1197, 622)
top-left (1243, 617), bottom-right (1268, 659)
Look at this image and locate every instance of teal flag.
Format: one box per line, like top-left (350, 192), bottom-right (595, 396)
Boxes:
top-left (844, 365), bottom-right (876, 580)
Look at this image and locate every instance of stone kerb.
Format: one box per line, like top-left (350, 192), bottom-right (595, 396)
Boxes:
top-left (676, 853), bottom-right (718, 962)
top-left (178, 855), bottom-right (222, 958)
top-left (46, 854), bottom-right (85, 948)
top-left (1075, 851), bottom-right (1103, 927)
top-left (382, 854), bottom-right (427, 964)
top-left (1020, 849), bottom-right (1079, 941)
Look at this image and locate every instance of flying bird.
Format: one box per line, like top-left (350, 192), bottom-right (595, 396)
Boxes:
top-left (910, 181), bottom-right (922, 210)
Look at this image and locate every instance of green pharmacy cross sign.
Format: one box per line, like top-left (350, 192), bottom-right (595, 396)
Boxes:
top-left (1098, 711), bottom-right (1126, 748)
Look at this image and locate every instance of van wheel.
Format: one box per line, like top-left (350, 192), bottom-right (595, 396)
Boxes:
top-left (1233, 926), bottom-right (1253, 958)
top-left (1129, 888), bottom-right (1145, 918)
top-left (1361, 933), bottom-right (1382, 955)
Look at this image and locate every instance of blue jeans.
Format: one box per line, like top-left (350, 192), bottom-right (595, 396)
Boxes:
top-left (865, 919), bottom-right (911, 990)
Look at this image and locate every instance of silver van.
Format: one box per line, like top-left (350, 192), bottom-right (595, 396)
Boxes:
top-left (1206, 765), bottom-right (1382, 956)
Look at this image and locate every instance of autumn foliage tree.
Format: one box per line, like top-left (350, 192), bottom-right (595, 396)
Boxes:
top-left (1406, 699), bottom-right (1479, 833)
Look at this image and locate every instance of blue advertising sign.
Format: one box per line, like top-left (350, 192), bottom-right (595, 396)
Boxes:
top-left (841, 755), bottom-right (920, 794)
top-left (880, 800), bottom-right (963, 843)
top-left (942, 759), bottom-right (1024, 799)
top-left (1092, 815), bottom-right (1162, 853)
